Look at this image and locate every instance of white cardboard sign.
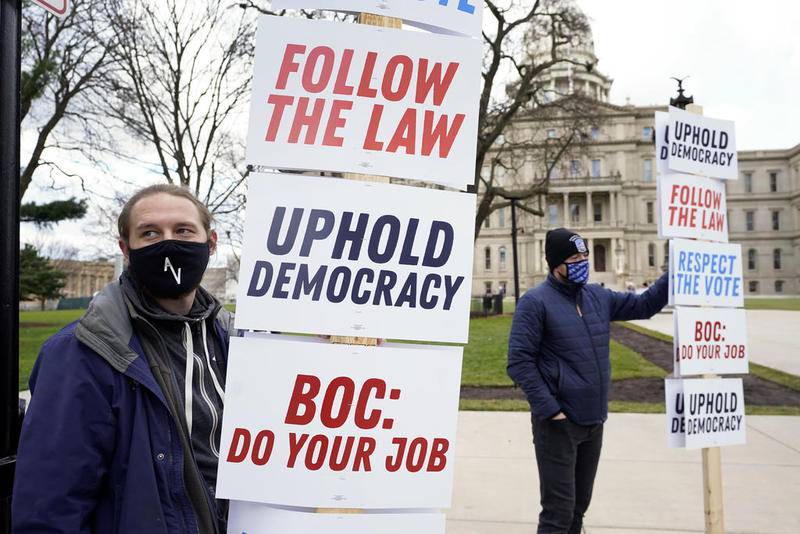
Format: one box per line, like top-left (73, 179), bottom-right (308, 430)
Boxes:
top-left (657, 173), bottom-right (728, 243)
top-left (668, 238), bottom-right (744, 308)
top-left (271, 0), bottom-right (484, 38)
top-left (673, 306), bottom-right (749, 376)
top-left (32, 0), bottom-right (70, 18)
top-left (246, 16), bottom-right (481, 188)
top-left (666, 106), bottom-right (738, 180)
top-left (655, 111), bottom-right (670, 175)
top-left (683, 378), bottom-right (746, 449)
top-left (228, 502), bottom-right (445, 534)
top-left (235, 173), bottom-right (475, 343)
top-left (216, 336), bottom-right (463, 509)
top-left (664, 378), bottom-right (686, 448)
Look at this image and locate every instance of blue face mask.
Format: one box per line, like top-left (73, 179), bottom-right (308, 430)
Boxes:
top-left (565, 259), bottom-right (590, 285)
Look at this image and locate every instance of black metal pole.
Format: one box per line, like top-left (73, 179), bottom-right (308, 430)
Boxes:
top-left (510, 199), bottom-right (520, 303)
top-left (0, 0), bottom-right (22, 530)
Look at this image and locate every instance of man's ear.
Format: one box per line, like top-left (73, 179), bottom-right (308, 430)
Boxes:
top-left (119, 239), bottom-right (130, 261)
top-left (208, 229), bottom-right (218, 256)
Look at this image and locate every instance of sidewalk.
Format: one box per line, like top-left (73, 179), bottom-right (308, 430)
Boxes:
top-left (448, 411), bottom-right (800, 534)
top-left (628, 309), bottom-right (800, 376)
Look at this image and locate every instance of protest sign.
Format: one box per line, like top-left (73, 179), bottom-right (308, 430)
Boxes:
top-left (32, 0), bottom-right (70, 18)
top-left (666, 106), bottom-right (737, 180)
top-left (664, 378), bottom-right (686, 448)
top-left (655, 111), bottom-right (669, 175)
top-left (682, 378), bottom-right (746, 449)
top-left (216, 336), bottom-right (463, 508)
top-left (657, 173), bottom-right (728, 243)
top-left (235, 173), bottom-right (475, 343)
top-left (668, 238), bottom-right (744, 308)
top-left (228, 502), bottom-right (446, 534)
top-left (246, 16), bottom-right (481, 188)
top-left (271, 0), bottom-right (484, 38)
top-left (673, 307), bottom-right (748, 376)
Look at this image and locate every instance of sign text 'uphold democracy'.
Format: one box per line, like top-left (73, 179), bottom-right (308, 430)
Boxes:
top-left (235, 174), bottom-right (475, 342)
top-left (216, 336), bottom-right (462, 508)
top-left (246, 16), bottom-right (481, 188)
top-left (666, 106), bottom-right (738, 180)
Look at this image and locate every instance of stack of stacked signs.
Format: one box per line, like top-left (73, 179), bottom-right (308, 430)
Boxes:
top-left (215, 1), bottom-right (486, 532)
top-left (654, 105), bottom-right (749, 450)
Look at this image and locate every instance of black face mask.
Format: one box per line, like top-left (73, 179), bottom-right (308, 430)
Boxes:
top-left (128, 240), bottom-right (210, 299)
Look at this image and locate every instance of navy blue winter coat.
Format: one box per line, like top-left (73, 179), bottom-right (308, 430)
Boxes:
top-left (12, 283), bottom-right (234, 534)
top-left (508, 273), bottom-right (668, 425)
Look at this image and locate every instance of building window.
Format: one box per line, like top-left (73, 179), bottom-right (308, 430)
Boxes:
top-left (484, 214), bottom-right (490, 228)
top-left (745, 211), bottom-right (754, 231)
top-left (772, 211), bottom-right (780, 230)
top-left (498, 208), bottom-right (505, 228)
top-left (643, 159), bottom-right (653, 181)
top-left (744, 172), bottom-right (753, 193)
top-left (648, 243), bottom-right (656, 268)
top-left (499, 246), bottom-right (507, 271)
top-left (769, 172), bottom-right (778, 192)
top-left (570, 159), bottom-right (581, 177)
top-left (484, 281), bottom-right (492, 293)
top-left (499, 281), bottom-right (507, 295)
top-left (664, 242), bottom-right (670, 267)
top-left (547, 129), bottom-right (556, 139)
top-left (570, 203), bottom-right (581, 224)
top-left (646, 202), bottom-right (654, 224)
top-left (775, 280), bottom-right (784, 293)
top-left (548, 204), bottom-right (558, 225)
top-left (590, 126), bottom-right (599, 140)
top-left (747, 249), bottom-right (757, 271)
top-left (591, 159), bottom-right (601, 178)
top-left (484, 247), bottom-right (491, 270)
top-left (774, 249), bottom-right (782, 270)
top-left (642, 126), bottom-right (653, 140)
top-left (593, 201), bottom-right (602, 222)
top-left (749, 280), bottom-right (759, 293)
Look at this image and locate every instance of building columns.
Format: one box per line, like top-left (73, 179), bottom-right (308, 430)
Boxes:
top-left (562, 192), bottom-right (569, 226)
top-left (610, 192), bottom-right (617, 226)
top-left (587, 191), bottom-right (594, 227)
top-left (534, 239), bottom-right (541, 272)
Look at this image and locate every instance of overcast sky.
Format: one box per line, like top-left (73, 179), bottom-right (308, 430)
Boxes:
top-left (577, 0), bottom-right (800, 150)
top-left (21, 0), bottom-right (800, 259)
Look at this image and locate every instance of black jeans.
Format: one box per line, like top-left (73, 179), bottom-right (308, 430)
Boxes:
top-left (532, 415), bottom-right (604, 534)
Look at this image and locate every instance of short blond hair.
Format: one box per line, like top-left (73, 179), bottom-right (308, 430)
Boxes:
top-left (118, 184), bottom-right (213, 243)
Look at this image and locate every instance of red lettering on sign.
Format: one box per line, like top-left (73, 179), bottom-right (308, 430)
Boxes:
top-left (285, 374), bottom-right (321, 425)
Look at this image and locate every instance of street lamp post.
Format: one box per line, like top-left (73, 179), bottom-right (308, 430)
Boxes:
top-left (0, 0), bottom-right (21, 530)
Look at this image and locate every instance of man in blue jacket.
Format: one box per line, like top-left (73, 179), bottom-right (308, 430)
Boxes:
top-left (508, 228), bottom-right (668, 534)
top-left (13, 184), bottom-right (235, 533)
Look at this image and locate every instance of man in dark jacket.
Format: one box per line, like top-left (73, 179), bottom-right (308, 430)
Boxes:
top-left (13, 184), bottom-right (235, 534)
top-left (507, 228), bottom-right (668, 534)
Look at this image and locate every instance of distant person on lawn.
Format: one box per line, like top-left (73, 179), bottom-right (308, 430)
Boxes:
top-left (13, 185), bottom-right (234, 534)
top-left (507, 228), bottom-right (669, 534)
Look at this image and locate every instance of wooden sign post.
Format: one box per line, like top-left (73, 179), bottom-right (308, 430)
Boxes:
top-left (323, 11), bottom-right (399, 514)
top-left (686, 104), bottom-right (724, 534)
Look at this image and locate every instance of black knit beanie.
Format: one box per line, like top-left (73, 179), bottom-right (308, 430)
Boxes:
top-left (545, 228), bottom-right (588, 272)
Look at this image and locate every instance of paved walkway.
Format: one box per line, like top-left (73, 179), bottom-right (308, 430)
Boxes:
top-left (628, 309), bottom-right (800, 376)
top-left (448, 411), bottom-right (800, 534)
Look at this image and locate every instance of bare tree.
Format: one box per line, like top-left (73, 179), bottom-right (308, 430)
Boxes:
top-left (474, 0), bottom-right (604, 238)
top-left (94, 0), bottom-right (255, 220)
top-left (20, 0), bottom-right (111, 200)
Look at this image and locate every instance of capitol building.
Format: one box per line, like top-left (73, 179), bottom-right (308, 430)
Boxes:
top-left (473, 28), bottom-right (800, 297)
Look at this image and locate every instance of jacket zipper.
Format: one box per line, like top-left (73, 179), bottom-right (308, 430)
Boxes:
top-left (137, 315), bottom-right (221, 534)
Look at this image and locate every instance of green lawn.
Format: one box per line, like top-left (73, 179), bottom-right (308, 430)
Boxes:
top-left (744, 298), bottom-right (800, 311)
top-left (461, 315), bottom-right (664, 387)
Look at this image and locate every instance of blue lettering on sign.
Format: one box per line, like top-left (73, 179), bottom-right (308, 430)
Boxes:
top-left (433, 0), bottom-right (477, 15)
top-left (673, 248), bottom-right (742, 299)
